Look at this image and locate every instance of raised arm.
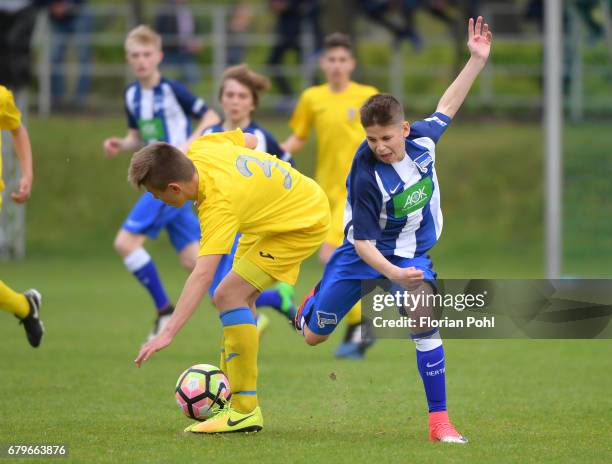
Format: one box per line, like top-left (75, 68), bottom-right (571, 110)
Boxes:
top-left (435, 16), bottom-right (493, 119)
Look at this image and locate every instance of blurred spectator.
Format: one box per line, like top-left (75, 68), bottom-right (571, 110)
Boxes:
top-left (0, 1), bottom-right (42, 90)
top-left (227, 3), bottom-right (254, 65)
top-left (154, 0), bottom-right (201, 87)
top-left (49, 0), bottom-right (92, 107)
top-left (360, 0), bottom-right (423, 50)
top-left (266, 0), bottom-right (322, 101)
top-left (527, 0), bottom-right (610, 42)
top-left (525, 0), bottom-right (612, 95)
top-left (320, 0), bottom-right (360, 39)
top-left (359, 0), bottom-right (479, 72)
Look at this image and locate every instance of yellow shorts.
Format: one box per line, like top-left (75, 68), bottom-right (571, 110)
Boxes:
top-left (233, 216), bottom-right (330, 291)
top-left (325, 191), bottom-right (347, 248)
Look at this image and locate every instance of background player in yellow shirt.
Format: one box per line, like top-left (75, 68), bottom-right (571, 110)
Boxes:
top-left (0, 85), bottom-right (43, 347)
top-left (281, 32), bottom-right (378, 358)
top-left (132, 129), bottom-right (329, 434)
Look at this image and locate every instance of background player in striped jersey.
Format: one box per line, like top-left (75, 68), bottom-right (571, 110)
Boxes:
top-left (0, 84), bottom-right (43, 347)
top-left (102, 26), bottom-right (219, 342)
top-left (281, 32), bottom-right (378, 358)
top-left (203, 64), bottom-right (296, 331)
top-left (296, 17), bottom-right (493, 444)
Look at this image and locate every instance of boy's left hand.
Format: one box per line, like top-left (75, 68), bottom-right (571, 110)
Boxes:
top-left (11, 176), bottom-right (32, 203)
top-left (135, 331), bottom-right (173, 367)
top-left (467, 16), bottom-right (493, 63)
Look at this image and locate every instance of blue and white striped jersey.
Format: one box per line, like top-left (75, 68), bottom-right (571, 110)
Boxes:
top-left (124, 77), bottom-right (208, 147)
top-left (203, 121), bottom-right (293, 164)
top-left (344, 112), bottom-right (451, 258)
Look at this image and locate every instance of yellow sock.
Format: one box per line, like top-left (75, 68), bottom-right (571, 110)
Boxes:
top-left (221, 308), bottom-right (259, 413)
top-left (219, 335), bottom-right (227, 374)
top-left (0, 280), bottom-right (29, 319)
top-left (346, 301), bottom-right (362, 325)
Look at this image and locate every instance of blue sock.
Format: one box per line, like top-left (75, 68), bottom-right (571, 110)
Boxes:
top-left (414, 331), bottom-right (447, 413)
top-left (124, 248), bottom-right (170, 312)
top-left (255, 289), bottom-right (282, 310)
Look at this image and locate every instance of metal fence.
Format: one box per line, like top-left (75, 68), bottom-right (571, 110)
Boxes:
top-left (30, 2), bottom-right (612, 119)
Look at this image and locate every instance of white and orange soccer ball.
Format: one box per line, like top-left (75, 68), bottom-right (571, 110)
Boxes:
top-left (175, 364), bottom-right (231, 421)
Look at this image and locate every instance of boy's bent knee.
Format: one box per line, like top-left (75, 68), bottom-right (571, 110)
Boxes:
top-left (178, 242), bottom-right (198, 271)
top-left (213, 288), bottom-right (246, 311)
top-left (303, 329), bottom-right (328, 346)
top-left (113, 235), bottom-right (131, 256)
top-left (179, 252), bottom-right (196, 271)
top-left (114, 230), bottom-right (145, 257)
top-left (211, 289), bottom-right (227, 309)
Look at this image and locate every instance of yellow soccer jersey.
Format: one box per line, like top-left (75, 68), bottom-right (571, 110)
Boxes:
top-left (188, 129), bottom-right (329, 257)
top-left (289, 81), bottom-right (378, 199)
top-left (0, 85), bottom-right (22, 195)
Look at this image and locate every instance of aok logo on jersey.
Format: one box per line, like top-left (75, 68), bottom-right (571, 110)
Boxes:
top-left (391, 176), bottom-right (433, 218)
top-left (138, 118), bottom-right (165, 141)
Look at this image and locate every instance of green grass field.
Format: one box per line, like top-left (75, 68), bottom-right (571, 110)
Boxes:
top-left (1, 116), bottom-right (611, 462)
top-left (2, 255), bottom-right (612, 463)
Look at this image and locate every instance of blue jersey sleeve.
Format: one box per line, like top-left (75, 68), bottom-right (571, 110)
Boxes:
top-left (202, 123), bottom-right (222, 136)
top-left (125, 102), bottom-right (137, 129)
top-left (168, 80), bottom-right (208, 118)
top-left (409, 112), bottom-right (452, 143)
top-left (349, 155), bottom-right (383, 241)
top-left (124, 86), bottom-right (138, 129)
top-left (262, 128), bottom-right (294, 165)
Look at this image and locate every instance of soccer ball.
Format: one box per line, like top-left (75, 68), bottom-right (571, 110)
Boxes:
top-left (175, 364), bottom-right (231, 421)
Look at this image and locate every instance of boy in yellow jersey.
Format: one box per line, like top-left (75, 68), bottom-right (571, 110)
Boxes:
top-left (133, 129), bottom-right (329, 433)
top-left (0, 85), bottom-right (43, 347)
top-left (282, 32), bottom-right (378, 358)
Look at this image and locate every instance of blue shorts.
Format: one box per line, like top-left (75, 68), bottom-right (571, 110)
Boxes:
top-left (208, 233), bottom-right (241, 298)
top-left (303, 241), bottom-right (437, 335)
top-left (122, 192), bottom-right (200, 252)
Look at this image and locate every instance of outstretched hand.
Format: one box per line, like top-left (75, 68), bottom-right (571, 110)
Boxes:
top-left (103, 137), bottom-right (122, 159)
top-left (134, 331), bottom-right (173, 367)
top-left (467, 16), bottom-right (493, 62)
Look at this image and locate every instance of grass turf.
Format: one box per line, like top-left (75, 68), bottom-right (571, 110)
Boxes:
top-left (1, 254), bottom-right (611, 463)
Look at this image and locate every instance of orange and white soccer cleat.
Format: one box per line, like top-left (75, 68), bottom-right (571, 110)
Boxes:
top-left (429, 411), bottom-right (468, 444)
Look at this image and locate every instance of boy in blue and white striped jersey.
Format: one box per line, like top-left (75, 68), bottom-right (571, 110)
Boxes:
top-left (296, 17), bottom-right (493, 444)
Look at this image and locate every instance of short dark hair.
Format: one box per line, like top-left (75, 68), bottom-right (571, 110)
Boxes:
top-left (360, 94), bottom-right (405, 127)
top-left (128, 142), bottom-right (195, 190)
top-left (323, 32), bottom-right (352, 53)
